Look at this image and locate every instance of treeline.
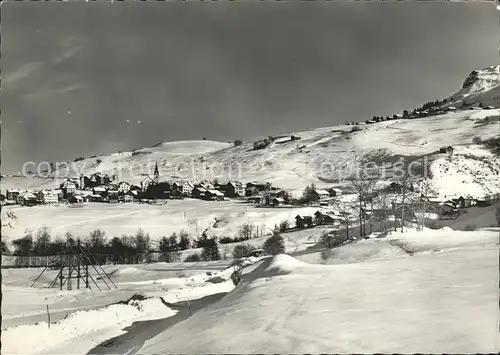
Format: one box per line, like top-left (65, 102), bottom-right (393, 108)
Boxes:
top-left (2, 222), bottom-right (289, 265)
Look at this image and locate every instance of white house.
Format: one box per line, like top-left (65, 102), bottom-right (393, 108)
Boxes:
top-left (60, 179), bottom-right (77, 195)
top-left (118, 182), bottom-right (131, 193)
top-left (6, 189), bottom-right (20, 201)
top-left (173, 181), bottom-right (194, 195)
top-left (16, 191), bottom-right (28, 205)
top-left (17, 192), bottom-right (37, 205)
top-left (38, 190), bottom-right (59, 204)
top-left (227, 181), bottom-right (246, 197)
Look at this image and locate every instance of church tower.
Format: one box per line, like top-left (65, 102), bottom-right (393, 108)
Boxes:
top-left (153, 161), bottom-right (159, 184)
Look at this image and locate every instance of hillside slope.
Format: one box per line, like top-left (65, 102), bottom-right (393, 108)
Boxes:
top-left (2, 108), bottom-right (499, 195)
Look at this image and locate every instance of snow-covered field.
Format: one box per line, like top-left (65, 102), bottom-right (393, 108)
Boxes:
top-left (2, 260), bottom-right (236, 354)
top-left (2, 228), bottom-right (499, 354)
top-left (0, 199), bottom-right (330, 242)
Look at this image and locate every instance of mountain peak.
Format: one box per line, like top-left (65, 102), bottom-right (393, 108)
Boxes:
top-left (461, 64), bottom-right (500, 93)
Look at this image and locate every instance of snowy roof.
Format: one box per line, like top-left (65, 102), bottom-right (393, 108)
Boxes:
top-left (296, 215), bottom-right (313, 219)
top-left (273, 197), bottom-right (285, 202)
top-left (207, 189), bottom-right (224, 196)
top-left (315, 189), bottom-right (330, 195)
top-left (228, 181), bottom-right (243, 187)
top-left (93, 187), bottom-right (106, 192)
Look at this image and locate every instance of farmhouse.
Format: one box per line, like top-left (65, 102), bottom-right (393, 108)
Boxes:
top-left (295, 215), bottom-right (314, 229)
top-left (68, 195), bottom-right (84, 204)
top-left (439, 146), bottom-right (454, 155)
top-left (314, 211), bottom-right (342, 225)
top-left (205, 189), bottom-right (225, 201)
top-left (93, 186), bottom-right (107, 196)
top-left (247, 196), bottom-right (265, 204)
top-left (327, 188), bottom-right (343, 197)
top-left (21, 192), bottom-right (38, 206)
top-left (246, 182), bottom-right (271, 192)
top-left (225, 181), bottom-right (245, 197)
top-left (198, 180), bottom-right (215, 190)
top-left (122, 191), bottom-right (134, 203)
top-left (389, 182), bottom-right (404, 193)
top-left (272, 197), bottom-right (285, 206)
top-left (191, 187), bottom-right (207, 199)
top-left (170, 189), bottom-right (184, 199)
top-left (313, 189), bottom-right (330, 200)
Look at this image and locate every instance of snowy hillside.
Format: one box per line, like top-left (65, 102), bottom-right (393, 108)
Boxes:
top-left (138, 229), bottom-right (499, 354)
top-left (2, 108), bottom-right (499, 195)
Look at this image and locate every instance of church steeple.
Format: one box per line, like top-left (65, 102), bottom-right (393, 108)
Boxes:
top-left (153, 161), bottom-right (159, 183)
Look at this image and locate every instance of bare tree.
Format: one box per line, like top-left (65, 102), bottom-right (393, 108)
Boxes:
top-left (239, 223), bottom-right (254, 240)
top-left (332, 200), bottom-right (354, 239)
top-left (348, 156), bottom-right (380, 237)
top-left (414, 178), bottom-right (437, 231)
top-left (373, 192), bottom-right (392, 233)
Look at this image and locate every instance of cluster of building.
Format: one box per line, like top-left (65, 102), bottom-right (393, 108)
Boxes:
top-left (346, 104), bottom-right (497, 126)
top-left (1, 159), bottom-right (346, 208)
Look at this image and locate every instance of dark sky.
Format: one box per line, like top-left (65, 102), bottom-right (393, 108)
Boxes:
top-left (1, 1), bottom-right (498, 173)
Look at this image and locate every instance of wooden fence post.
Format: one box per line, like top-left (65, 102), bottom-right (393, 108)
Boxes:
top-left (46, 304), bottom-right (51, 329)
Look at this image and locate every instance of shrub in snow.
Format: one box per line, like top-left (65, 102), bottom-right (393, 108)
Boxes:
top-left (232, 244), bottom-right (256, 259)
top-left (184, 253), bottom-right (202, 262)
top-left (230, 268), bottom-right (242, 286)
top-left (320, 248), bottom-right (334, 261)
top-left (319, 232), bottom-right (337, 249)
top-left (279, 220), bottom-right (290, 233)
top-left (234, 139), bottom-right (243, 146)
top-left (472, 136), bottom-right (482, 144)
top-left (263, 232), bottom-right (285, 255)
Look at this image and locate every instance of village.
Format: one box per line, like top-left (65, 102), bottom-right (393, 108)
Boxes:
top-left (2, 153), bottom-right (496, 233)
